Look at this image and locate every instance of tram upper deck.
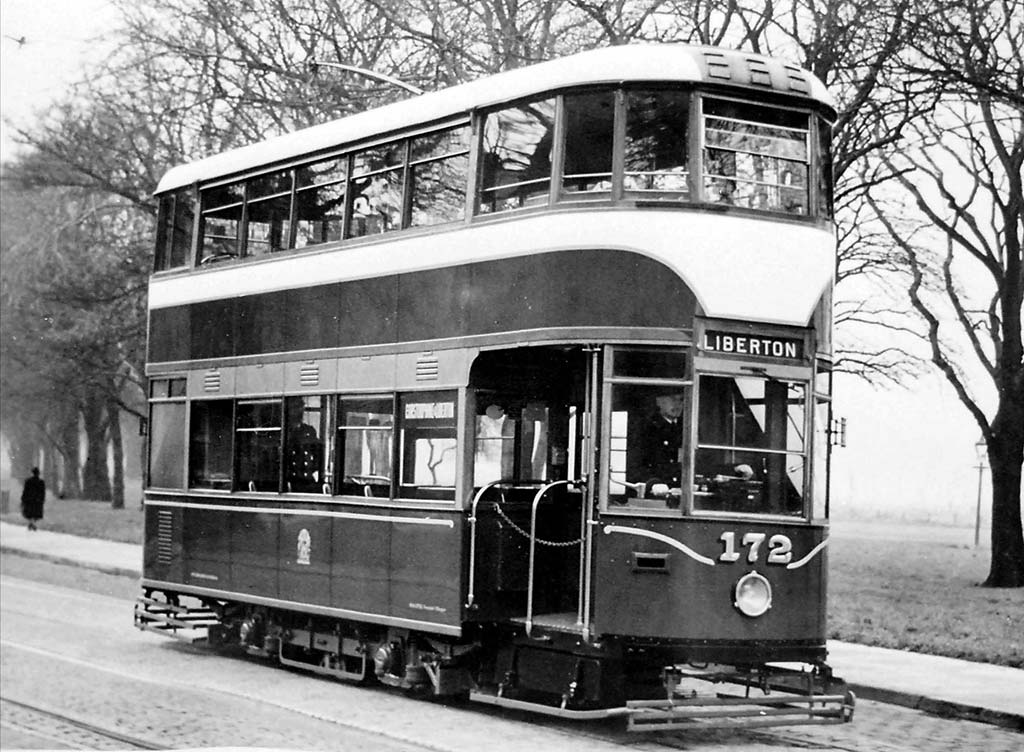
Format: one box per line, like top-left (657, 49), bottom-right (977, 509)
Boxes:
top-left (149, 44), bottom-right (836, 369)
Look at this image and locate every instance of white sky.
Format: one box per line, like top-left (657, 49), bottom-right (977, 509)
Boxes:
top-left (0, 1), bottom-right (994, 530)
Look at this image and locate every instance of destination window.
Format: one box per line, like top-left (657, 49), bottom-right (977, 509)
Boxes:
top-left (694, 375), bottom-right (806, 516)
top-left (398, 391), bottom-right (457, 501)
top-left (702, 98), bottom-right (809, 214)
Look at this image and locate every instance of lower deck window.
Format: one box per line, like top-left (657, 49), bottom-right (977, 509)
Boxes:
top-left (337, 397), bottom-right (394, 497)
top-left (189, 400), bottom-right (234, 489)
top-left (235, 399), bottom-right (282, 492)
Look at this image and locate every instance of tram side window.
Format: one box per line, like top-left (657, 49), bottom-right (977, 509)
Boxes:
top-left (337, 397), bottom-right (394, 498)
top-left (702, 98), bottom-right (809, 213)
top-left (561, 90), bottom-right (615, 198)
top-left (148, 377), bottom-right (187, 488)
top-left (409, 126), bottom-right (470, 227)
top-left (189, 400), bottom-right (234, 490)
top-left (284, 395), bottom-right (326, 493)
top-left (623, 90), bottom-right (690, 198)
top-left (694, 375), bottom-right (806, 516)
top-left (245, 170), bottom-right (293, 256)
top-left (349, 141), bottom-right (406, 237)
top-left (198, 181), bottom-right (245, 263)
top-left (399, 392), bottom-right (457, 500)
top-left (295, 157), bottom-right (347, 248)
top-left (478, 98), bottom-right (556, 214)
top-left (473, 399), bottom-right (550, 487)
top-left (154, 188), bottom-right (195, 271)
top-left (235, 399), bottom-right (282, 492)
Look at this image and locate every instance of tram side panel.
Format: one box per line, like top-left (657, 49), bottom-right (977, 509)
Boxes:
top-left (143, 502), bottom-right (464, 634)
top-left (594, 519), bottom-right (827, 655)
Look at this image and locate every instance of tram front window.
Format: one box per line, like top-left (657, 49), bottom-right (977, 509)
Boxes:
top-left (695, 375), bottom-right (806, 516)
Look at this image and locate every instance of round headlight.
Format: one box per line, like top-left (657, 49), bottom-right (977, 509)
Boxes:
top-left (734, 572), bottom-right (772, 617)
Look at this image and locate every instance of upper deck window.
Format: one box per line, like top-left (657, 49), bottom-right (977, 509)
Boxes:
top-left (702, 98), bottom-right (810, 213)
top-left (561, 90), bottom-right (615, 198)
top-left (479, 98), bottom-right (555, 213)
top-left (154, 188), bottom-right (195, 271)
top-left (623, 90), bottom-right (690, 199)
top-left (295, 156), bottom-right (347, 248)
top-left (244, 169), bottom-right (293, 256)
top-left (199, 181), bottom-right (245, 263)
top-left (349, 141), bottom-right (406, 237)
top-left (409, 125), bottom-right (470, 227)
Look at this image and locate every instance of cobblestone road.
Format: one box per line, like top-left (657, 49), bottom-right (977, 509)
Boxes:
top-left (2, 554), bottom-right (1021, 752)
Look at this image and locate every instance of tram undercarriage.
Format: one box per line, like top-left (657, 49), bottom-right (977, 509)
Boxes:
top-left (135, 590), bottom-right (853, 730)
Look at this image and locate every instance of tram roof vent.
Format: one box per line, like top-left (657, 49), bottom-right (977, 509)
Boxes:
top-left (784, 64), bottom-right (811, 94)
top-left (703, 51), bottom-right (732, 80)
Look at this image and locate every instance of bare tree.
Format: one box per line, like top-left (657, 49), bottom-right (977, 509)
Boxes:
top-left (867, 0), bottom-right (1023, 586)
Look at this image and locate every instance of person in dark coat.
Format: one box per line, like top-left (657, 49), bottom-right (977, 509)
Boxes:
top-left (20, 467), bottom-right (45, 531)
top-left (629, 390), bottom-right (685, 505)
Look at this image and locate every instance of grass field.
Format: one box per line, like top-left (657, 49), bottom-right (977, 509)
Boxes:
top-left (2, 498), bottom-right (1022, 668)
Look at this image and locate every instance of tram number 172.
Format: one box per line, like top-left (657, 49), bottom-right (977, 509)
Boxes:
top-left (720, 532), bottom-right (793, 564)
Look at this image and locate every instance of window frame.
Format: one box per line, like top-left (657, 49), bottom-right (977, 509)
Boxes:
top-left (690, 359), bottom-right (813, 520)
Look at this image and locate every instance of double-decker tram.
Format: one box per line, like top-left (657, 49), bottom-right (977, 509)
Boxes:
top-left (137, 44), bottom-right (853, 729)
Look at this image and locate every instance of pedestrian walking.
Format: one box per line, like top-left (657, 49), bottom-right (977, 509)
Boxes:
top-left (20, 467), bottom-right (45, 531)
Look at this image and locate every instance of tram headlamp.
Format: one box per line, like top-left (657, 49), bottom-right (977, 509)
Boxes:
top-left (734, 572), bottom-right (772, 617)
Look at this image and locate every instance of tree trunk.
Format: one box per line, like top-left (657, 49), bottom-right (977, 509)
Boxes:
top-left (983, 397), bottom-right (1024, 587)
top-left (57, 405), bottom-right (82, 498)
top-left (109, 401), bottom-right (125, 509)
top-left (81, 393), bottom-right (111, 501)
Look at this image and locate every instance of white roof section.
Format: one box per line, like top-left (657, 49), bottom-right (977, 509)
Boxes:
top-left (156, 44), bottom-right (834, 194)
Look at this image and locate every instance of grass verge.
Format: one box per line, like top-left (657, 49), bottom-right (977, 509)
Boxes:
top-left (2, 500), bottom-right (1021, 667)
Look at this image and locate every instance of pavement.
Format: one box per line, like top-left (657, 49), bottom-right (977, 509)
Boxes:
top-left (2, 520), bottom-right (1022, 731)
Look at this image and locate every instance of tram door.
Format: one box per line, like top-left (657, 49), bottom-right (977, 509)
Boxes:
top-left (467, 346), bottom-right (598, 624)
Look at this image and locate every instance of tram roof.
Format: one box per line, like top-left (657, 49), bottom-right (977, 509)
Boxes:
top-left (156, 44), bottom-right (835, 194)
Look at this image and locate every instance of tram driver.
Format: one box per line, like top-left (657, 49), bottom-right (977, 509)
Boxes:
top-left (626, 389), bottom-right (685, 507)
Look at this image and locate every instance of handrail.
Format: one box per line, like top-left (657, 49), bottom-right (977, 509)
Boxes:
top-left (525, 480), bottom-right (576, 637)
top-left (465, 480), bottom-right (546, 609)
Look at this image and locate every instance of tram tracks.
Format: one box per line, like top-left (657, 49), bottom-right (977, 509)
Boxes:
top-left (0, 697), bottom-right (169, 750)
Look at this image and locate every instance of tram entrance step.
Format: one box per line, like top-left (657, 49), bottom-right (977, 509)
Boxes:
top-left (510, 612), bottom-right (583, 633)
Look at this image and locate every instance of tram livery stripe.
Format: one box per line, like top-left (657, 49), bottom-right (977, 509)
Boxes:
top-left (786, 538), bottom-right (829, 570)
top-left (602, 525), bottom-right (717, 566)
top-left (148, 249), bottom-right (695, 363)
top-left (144, 499), bottom-right (456, 527)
